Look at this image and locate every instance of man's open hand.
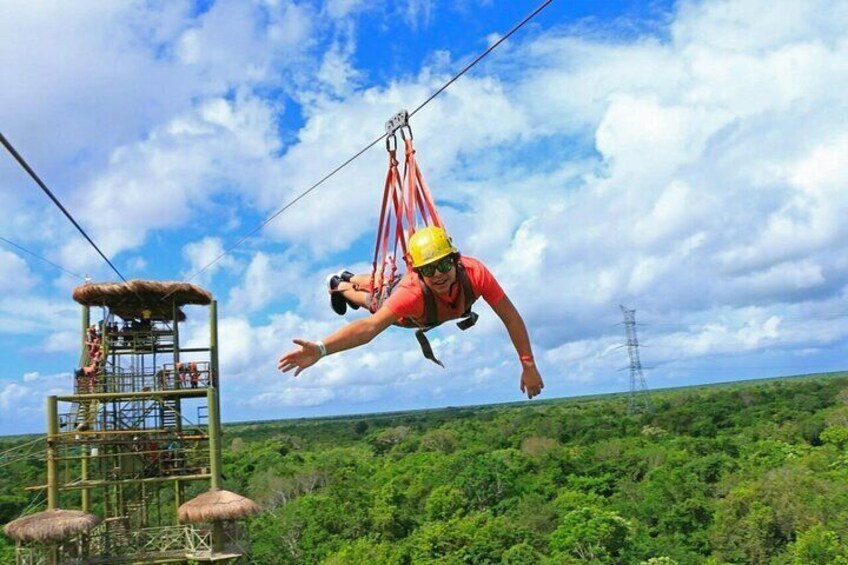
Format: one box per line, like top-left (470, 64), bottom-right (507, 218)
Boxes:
top-left (278, 339), bottom-right (321, 377)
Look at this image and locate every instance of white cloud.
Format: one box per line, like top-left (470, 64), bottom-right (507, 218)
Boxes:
top-left (247, 387), bottom-right (336, 408)
top-left (41, 331), bottom-right (80, 354)
top-left (403, 0), bottom-right (435, 29)
top-left (325, 0), bottom-right (370, 20)
top-left (0, 296), bottom-right (79, 335)
top-left (0, 383), bottom-right (29, 410)
top-left (227, 251), bottom-right (310, 313)
top-left (181, 237), bottom-right (238, 282)
top-left (0, 248), bottom-right (37, 293)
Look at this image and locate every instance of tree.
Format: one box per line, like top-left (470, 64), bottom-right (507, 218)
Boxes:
top-left (819, 426), bottom-right (848, 449)
top-left (455, 451), bottom-right (520, 511)
top-left (501, 541), bottom-right (543, 564)
top-left (425, 485), bottom-right (466, 521)
top-left (353, 421), bottom-right (369, 437)
top-left (321, 537), bottom-right (403, 565)
top-left (550, 506), bottom-right (632, 563)
top-left (790, 524), bottom-right (848, 565)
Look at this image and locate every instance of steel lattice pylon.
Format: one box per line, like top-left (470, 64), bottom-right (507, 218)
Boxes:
top-left (620, 305), bottom-right (655, 415)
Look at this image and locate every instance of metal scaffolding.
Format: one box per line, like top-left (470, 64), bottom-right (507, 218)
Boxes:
top-left (9, 283), bottom-right (252, 564)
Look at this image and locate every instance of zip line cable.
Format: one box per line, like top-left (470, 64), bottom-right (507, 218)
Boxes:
top-left (176, 0), bottom-right (554, 287)
top-left (408, 0), bottom-right (553, 120)
top-left (0, 436), bottom-right (45, 459)
top-left (0, 132), bottom-right (127, 282)
top-left (181, 133), bottom-right (389, 286)
top-left (0, 135), bottom-right (178, 332)
top-left (0, 236), bottom-right (85, 280)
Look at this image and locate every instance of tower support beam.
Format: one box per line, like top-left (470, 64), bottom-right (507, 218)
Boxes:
top-left (620, 305), bottom-right (655, 415)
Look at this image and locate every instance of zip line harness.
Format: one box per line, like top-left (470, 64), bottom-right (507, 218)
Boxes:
top-left (368, 111), bottom-right (478, 366)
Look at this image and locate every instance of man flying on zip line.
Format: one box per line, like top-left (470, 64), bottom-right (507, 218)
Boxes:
top-left (277, 226), bottom-right (544, 399)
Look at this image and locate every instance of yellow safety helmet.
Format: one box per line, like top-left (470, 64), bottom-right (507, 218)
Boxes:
top-left (408, 226), bottom-right (458, 268)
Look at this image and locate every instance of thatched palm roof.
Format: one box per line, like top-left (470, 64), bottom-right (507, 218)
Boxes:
top-left (3, 509), bottom-right (100, 543)
top-left (72, 280), bottom-right (212, 321)
top-left (178, 489), bottom-right (259, 524)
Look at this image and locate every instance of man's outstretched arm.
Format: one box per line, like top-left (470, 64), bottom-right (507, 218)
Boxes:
top-left (491, 295), bottom-right (544, 399)
top-left (278, 306), bottom-right (398, 376)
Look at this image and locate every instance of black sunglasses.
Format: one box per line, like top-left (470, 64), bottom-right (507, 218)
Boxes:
top-left (417, 255), bottom-right (454, 277)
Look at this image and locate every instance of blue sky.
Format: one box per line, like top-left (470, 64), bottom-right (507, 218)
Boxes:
top-left (2, 0), bottom-right (848, 435)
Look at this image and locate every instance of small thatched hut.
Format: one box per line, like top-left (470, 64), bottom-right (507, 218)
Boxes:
top-left (178, 489), bottom-right (259, 524)
top-left (3, 509), bottom-right (100, 543)
top-left (72, 280), bottom-right (212, 321)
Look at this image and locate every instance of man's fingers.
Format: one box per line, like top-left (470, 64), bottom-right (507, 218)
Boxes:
top-left (292, 338), bottom-right (308, 348)
top-left (278, 356), bottom-right (300, 372)
top-left (520, 380), bottom-right (526, 392)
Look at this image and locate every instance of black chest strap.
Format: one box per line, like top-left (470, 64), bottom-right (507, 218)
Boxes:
top-left (414, 260), bottom-right (479, 366)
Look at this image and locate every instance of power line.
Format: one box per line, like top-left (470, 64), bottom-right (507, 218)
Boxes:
top-left (178, 0), bottom-right (555, 286)
top-left (0, 236), bottom-right (85, 280)
top-left (0, 134), bottom-right (177, 333)
top-left (0, 131), bottom-right (127, 282)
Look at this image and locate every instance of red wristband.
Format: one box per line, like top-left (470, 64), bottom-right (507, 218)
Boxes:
top-left (519, 355), bottom-right (534, 363)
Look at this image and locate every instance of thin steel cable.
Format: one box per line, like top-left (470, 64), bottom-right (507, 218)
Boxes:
top-left (0, 131), bottom-right (127, 282)
top-left (176, 0), bottom-right (555, 286)
top-left (0, 439), bottom-right (46, 469)
top-left (17, 490), bottom-right (47, 519)
top-left (179, 132), bottom-right (388, 287)
top-left (0, 436), bottom-right (45, 458)
top-left (0, 236), bottom-right (85, 280)
top-left (0, 136), bottom-right (181, 333)
top-left (409, 0), bottom-right (553, 119)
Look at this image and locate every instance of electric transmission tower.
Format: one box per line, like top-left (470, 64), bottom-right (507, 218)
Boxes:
top-left (620, 305), bottom-right (655, 415)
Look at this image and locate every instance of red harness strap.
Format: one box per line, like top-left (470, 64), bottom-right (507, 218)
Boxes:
top-left (368, 118), bottom-right (480, 366)
top-left (369, 128), bottom-right (444, 313)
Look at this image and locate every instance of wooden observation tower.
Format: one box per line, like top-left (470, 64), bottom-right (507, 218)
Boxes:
top-left (3, 280), bottom-right (258, 564)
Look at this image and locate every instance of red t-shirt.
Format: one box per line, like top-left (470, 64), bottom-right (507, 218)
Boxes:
top-left (383, 256), bottom-right (506, 326)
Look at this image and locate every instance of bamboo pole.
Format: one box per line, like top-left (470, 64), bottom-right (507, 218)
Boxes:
top-left (81, 306), bottom-right (92, 512)
top-left (81, 451), bottom-right (90, 512)
top-left (207, 388), bottom-right (222, 492)
top-left (47, 396), bottom-right (59, 510)
top-left (82, 305), bottom-right (90, 364)
top-left (80, 304), bottom-right (93, 565)
top-left (174, 479), bottom-right (183, 519)
top-left (210, 300), bottom-right (219, 388)
top-left (173, 300), bottom-right (183, 435)
top-left (207, 386), bottom-right (226, 553)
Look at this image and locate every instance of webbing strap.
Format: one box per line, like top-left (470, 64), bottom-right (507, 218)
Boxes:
top-left (370, 127), bottom-right (473, 366)
top-left (415, 328), bottom-right (445, 368)
top-left (412, 260), bottom-right (479, 365)
top-left (406, 138), bottom-right (442, 229)
top-left (416, 275), bottom-right (440, 328)
top-left (456, 261), bottom-right (476, 316)
top-left (370, 151), bottom-right (397, 311)
top-left (369, 133), bottom-right (444, 313)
